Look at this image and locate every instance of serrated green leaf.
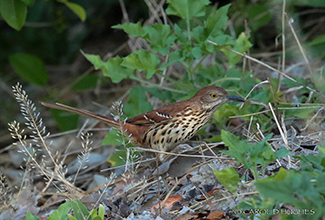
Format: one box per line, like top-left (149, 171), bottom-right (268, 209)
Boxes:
top-left (102, 57), bottom-right (134, 83)
top-left (121, 50), bottom-right (160, 78)
top-left (63, 2), bottom-right (86, 22)
top-left (92, 217), bottom-right (103, 220)
top-left (48, 201), bottom-right (71, 220)
top-left (143, 24), bottom-right (176, 55)
top-left (166, 0), bottom-right (210, 20)
top-left (70, 200), bottom-right (91, 220)
top-left (113, 22), bottom-right (146, 37)
top-left (50, 108), bottom-right (79, 132)
top-left (9, 53), bottom-right (48, 86)
top-left (221, 32), bottom-right (252, 67)
top-left (82, 52), bottom-right (134, 83)
top-left (213, 167), bottom-right (240, 193)
top-left (25, 211), bottom-right (40, 220)
top-left (0, 0), bottom-right (27, 30)
top-left (82, 51), bottom-right (105, 69)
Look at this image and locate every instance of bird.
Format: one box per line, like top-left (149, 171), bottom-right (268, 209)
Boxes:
top-left (41, 86), bottom-right (244, 154)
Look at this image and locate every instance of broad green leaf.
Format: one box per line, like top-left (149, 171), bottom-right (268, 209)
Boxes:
top-left (63, 2), bottom-right (86, 22)
top-left (143, 24), bottom-right (176, 55)
top-left (121, 50), bottom-right (160, 78)
top-left (67, 214), bottom-right (77, 220)
top-left (166, 0), bottom-right (210, 20)
top-left (213, 167), bottom-right (240, 193)
top-left (102, 57), bottom-right (134, 83)
top-left (98, 204), bottom-right (105, 219)
top-left (248, 5), bottom-right (271, 30)
top-left (113, 22), bottom-right (146, 37)
top-left (102, 129), bottom-right (124, 146)
top-left (9, 53), bottom-right (48, 86)
top-left (48, 201), bottom-right (71, 220)
top-left (255, 172), bottom-right (297, 204)
top-left (309, 34), bottom-right (325, 46)
top-left (70, 200), bottom-right (91, 220)
top-left (123, 85), bottom-right (153, 116)
top-left (25, 211), bottom-right (40, 220)
top-left (50, 108), bottom-right (79, 132)
top-left (107, 149), bottom-right (127, 167)
top-left (0, 0), bottom-right (27, 30)
top-left (204, 4), bottom-right (230, 40)
top-left (89, 209), bottom-right (97, 219)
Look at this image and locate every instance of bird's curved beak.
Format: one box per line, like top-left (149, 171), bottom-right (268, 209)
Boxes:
top-left (227, 95), bottom-right (245, 102)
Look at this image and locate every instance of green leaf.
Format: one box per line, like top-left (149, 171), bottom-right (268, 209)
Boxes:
top-left (0, 0), bottom-right (27, 30)
top-left (203, 4), bottom-right (231, 40)
top-left (107, 148), bottom-right (127, 167)
top-left (213, 167), bottom-right (240, 193)
top-left (318, 145), bottom-right (325, 156)
top-left (82, 52), bottom-right (134, 83)
top-left (166, 0), bottom-right (210, 20)
top-left (50, 107), bottom-right (79, 132)
top-left (9, 53), bottom-right (48, 86)
top-left (248, 5), bottom-right (271, 30)
top-left (121, 49), bottom-right (160, 78)
top-left (48, 201), bottom-right (71, 220)
top-left (102, 129), bottom-right (124, 146)
top-left (143, 24), bottom-right (177, 55)
top-left (123, 85), bottom-right (153, 117)
top-left (62, 2), bottom-right (86, 22)
top-left (102, 57), bottom-right (134, 83)
top-left (98, 204), bottom-right (105, 219)
top-left (70, 200), bottom-right (91, 220)
top-left (113, 22), bottom-right (146, 37)
top-left (25, 211), bottom-right (40, 220)
top-left (67, 214), bottom-right (77, 220)
top-left (160, 51), bottom-right (185, 70)
top-left (82, 52), bottom-right (105, 69)
top-left (221, 32), bottom-right (252, 67)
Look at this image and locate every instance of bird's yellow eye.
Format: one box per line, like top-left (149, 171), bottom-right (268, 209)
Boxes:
top-left (210, 93), bottom-right (217, 98)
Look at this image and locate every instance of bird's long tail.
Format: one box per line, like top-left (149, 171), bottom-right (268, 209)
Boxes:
top-left (40, 102), bottom-right (121, 128)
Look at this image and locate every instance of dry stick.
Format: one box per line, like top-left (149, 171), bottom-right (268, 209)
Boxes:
top-left (118, 0), bottom-right (129, 23)
top-left (268, 102), bottom-right (291, 169)
top-left (280, 0), bottom-right (286, 93)
top-left (207, 40), bottom-right (324, 98)
top-left (301, 107), bottom-right (325, 131)
top-left (285, 13), bottom-right (314, 82)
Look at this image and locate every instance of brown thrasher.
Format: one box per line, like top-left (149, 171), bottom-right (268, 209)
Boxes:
top-left (41, 86), bottom-right (244, 153)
